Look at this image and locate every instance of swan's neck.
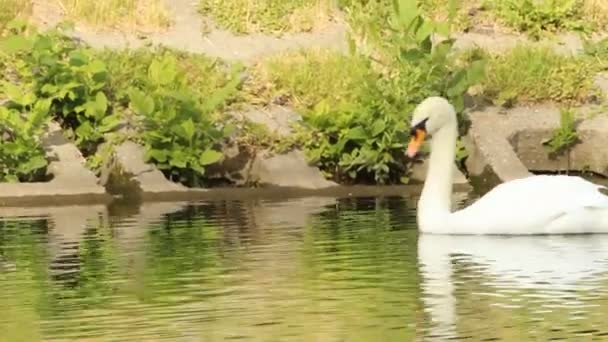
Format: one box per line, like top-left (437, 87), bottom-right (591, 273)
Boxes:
top-left (418, 123), bottom-right (458, 223)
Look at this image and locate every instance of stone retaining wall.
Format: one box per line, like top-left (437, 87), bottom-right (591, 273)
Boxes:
top-left (2, 0), bottom-right (607, 205)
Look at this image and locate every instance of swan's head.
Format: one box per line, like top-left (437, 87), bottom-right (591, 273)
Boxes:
top-left (407, 96), bottom-right (457, 158)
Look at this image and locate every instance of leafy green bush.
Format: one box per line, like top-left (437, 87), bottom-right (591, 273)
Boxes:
top-left (0, 21), bottom-right (121, 156)
top-left (254, 50), bottom-right (411, 183)
top-left (1, 22), bottom-right (241, 186)
top-left (0, 99), bottom-right (50, 182)
top-left (125, 52), bottom-right (242, 187)
top-left (253, 0), bottom-right (485, 184)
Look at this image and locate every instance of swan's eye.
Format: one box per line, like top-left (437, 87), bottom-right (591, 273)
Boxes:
top-left (409, 117), bottom-right (428, 136)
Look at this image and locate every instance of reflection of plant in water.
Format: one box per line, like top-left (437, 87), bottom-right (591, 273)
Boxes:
top-left (38, 219), bottom-right (129, 341)
top-left (0, 219), bottom-right (50, 341)
top-left (141, 211), bottom-right (225, 301)
top-left (297, 197), bottom-right (424, 340)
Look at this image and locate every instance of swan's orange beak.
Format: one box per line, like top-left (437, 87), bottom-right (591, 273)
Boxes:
top-left (407, 129), bottom-right (426, 158)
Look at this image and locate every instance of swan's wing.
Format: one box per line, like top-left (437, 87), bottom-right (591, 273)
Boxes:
top-left (451, 175), bottom-right (608, 234)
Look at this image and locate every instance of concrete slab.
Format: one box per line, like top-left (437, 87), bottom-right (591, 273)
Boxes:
top-left (465, 103), bottom-right (608, 186)
top-left (102, 141), bottom-right (201, 198)
top-left (0, 122), bottom-right (110, 206)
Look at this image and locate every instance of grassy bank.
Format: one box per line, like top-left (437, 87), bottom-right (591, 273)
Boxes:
top-left (480, 45), bottom-right (599, 106)
top-left (203, 0), bottom-right (608, 38)
top-left (2, 0), bottom-right (607, 187)
top-left (0, 22), bottom-right (241, 185)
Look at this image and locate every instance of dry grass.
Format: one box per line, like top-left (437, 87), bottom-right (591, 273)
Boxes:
top-left (583, 0), bottom-right (608, 30)
top-left (0, 0), bottom-right (32, 31)
top-left (421, 0), bottom-right (489, 32)
top-left (60, 0), bottom-right (172, 32)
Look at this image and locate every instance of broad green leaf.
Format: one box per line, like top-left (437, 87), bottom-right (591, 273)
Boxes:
top-left (94, 91), bottom-right (108, 118)
top-left (371, 119), bottom-right (386, 137)
top-left (393, 0), bottom-right (419, 29)
top-left (144, 148), bottom-right (169, 163)
top-left (169, 150), bottom-right (188, 168)
top-left (41, 83), bottom-right (58, 95)
top-left (19, 155), bottom-right (47, 173)
top-left (466, 59), bottom-right (487, 84)
top-left (436, 22), bottom-right (450, 37)
top-left (0, 35), bottom-right (32, 54)
top-left (148, 55), bottom-right (177, 86)
top-left (98, 114), bottom-right (123, 133)
top-left (74, 121), bottom-right (95, 145)
top-left (222, 123), bottom-right (237, 138)
top-left (2, 81), bottom-right (23, 102)
top-left (415, 21), bottom-right (434, 43)
top-left (69, 50), bottom-right (89, 66)
top-left (33, 35), bottom-right (53, 52)
top-left (344, 126), bottom-right (368, 141)
top-left (4, 174), bottom-right (19, 183)
top-left (26, 99), bottom-right (52, 134)
top-left (200, 149), bottom-right (223, 166)
top-left (447, 0), bottom-right (457, 24)
top-left (180, 119), bottom-right (196, 142)
top-left (88, 60), bottom-right (107, 75)
top-left (128, 88), bottom-right (155, 116)
top-left (447, 69), bottom-right (468, 97)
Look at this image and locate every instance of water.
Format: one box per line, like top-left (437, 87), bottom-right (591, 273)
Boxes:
top-left (2, 194), bottom-right (608, 341)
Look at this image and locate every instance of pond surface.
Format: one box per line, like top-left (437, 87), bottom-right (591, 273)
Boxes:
top-left (2, 194), bottom-right (608, 341)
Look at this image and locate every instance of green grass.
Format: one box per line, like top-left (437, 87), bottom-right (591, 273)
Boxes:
top-left (485, 0), bottom-right (589, 39)
top-left (198, 0), bottom-right (337, 35)
top-left (248, 49), bottom-right (413, 183)
top-left (247, 36), bottom-right (484, 184)
top-left (480, 45), bottom-right (599, 106)
top-left (478, 0), bottom-right (608, 38)
top-left (0, 0), bottom-right (31, 31)
top-left (61, 0), bottom-right (172, 32)
top-left (248, 49), bottom-right (374, 111)
top-left (100, 47), bottom-right (240, 113)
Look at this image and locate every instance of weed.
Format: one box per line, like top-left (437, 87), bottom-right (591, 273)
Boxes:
top-left (486, 0), bottom-right (589, 39)
top-left (250, 49), bottom-right (409, 184)
top-left (543, 107), bottom-right (579, 161)
top-left (582, 36), bottom-right (608, 72)
top-left (0, 21), bottom-right (122, 156)
top-left (481, 45), bottom-right (597, 106)
top-left (582, 0), bottom-right (608, 30)
top-left (0, 99), bottom-right (51, 182)
top-left (420, 0), bottom-right (486, 32)
top-left (199, 0), bottom-right (336, 34)
top-left (125, 52), bottom-right (243, 187)
top-left (61, 0), bottom-right (171, 32)
top-left (252, 0), bottom-right (486, 185)
top-left (0, 0), bottom-right (31, 32)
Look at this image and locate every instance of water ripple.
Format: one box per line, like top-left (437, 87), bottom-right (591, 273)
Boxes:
top-left (1, 197), bottom-right (608, 340)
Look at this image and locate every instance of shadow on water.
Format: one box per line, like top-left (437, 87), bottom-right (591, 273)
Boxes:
top-left (1, 191), bottom-right (608, 340)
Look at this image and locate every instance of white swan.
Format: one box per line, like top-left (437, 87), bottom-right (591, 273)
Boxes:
top-left (407, 96), bottom-right (608, 234)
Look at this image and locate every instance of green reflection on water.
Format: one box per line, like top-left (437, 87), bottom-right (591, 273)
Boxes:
top-left (3, 196), bottom-right (608, 341)
top-left (0, 198), bottom-right (423, 341)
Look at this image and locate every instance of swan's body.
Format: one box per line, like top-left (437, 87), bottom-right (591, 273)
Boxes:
top-left (408, 97), bottom-right (608, 235)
